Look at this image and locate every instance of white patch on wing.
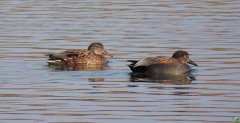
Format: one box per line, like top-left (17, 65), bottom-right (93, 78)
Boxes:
top-left (47, 60), bottom-right (61, 63)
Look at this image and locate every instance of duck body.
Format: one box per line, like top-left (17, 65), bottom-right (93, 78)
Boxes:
top-left (148, 63), bottom-right (191, 74)
top-left (47, 50), bottom-right (107, 65)
top-left (128, 51), bottom-right (198, 75)
top-left (47, 43), bottom-right (112, 66)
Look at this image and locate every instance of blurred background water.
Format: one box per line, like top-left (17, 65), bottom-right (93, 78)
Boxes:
top-left (0, 0), bottom-right (240, 123)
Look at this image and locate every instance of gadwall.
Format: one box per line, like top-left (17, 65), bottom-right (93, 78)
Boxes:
top-left (127, 50), bottom-right (198, 75)
top-left (47, 42), bottom-right (112, 65)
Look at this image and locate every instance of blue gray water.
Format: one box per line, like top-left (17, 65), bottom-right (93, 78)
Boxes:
top-left (0, 0), bottom-right (240, 123)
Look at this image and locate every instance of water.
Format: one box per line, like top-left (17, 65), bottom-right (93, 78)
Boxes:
top-left (0, 0), bottom-right (240, 123)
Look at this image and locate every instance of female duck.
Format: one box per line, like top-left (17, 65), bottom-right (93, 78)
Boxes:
top-left (128, 50), bottom-right (198, 75)
top-left (47, 42), bottom-right (112, 65)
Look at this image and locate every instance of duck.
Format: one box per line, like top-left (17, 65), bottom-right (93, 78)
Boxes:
top-left (127, 50), bottom-right (198, 75)
top-left (47, 42), bottom-right (113, 65)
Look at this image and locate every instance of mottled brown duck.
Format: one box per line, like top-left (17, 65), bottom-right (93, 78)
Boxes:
top-left (47, 42), bottom-right (112, 66)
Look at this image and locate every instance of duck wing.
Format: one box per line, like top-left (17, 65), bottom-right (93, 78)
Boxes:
top-left (134, 56), bottom-right (174, 68)
top-left (47, 50), bottom-right (81, 61)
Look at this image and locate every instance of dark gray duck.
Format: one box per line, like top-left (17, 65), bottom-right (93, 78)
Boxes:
top-left (127, 50), bottom-right (198, 75)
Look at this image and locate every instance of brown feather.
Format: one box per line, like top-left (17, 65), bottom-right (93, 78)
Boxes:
top-left (134, 56), bottom-right (175, 67)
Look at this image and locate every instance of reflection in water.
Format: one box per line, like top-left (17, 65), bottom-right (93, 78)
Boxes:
top-left (88, 78), bottom-right (105, 82)
top-left (48, 64), bottom-right (109, 71)
top-left (129, 72), bottom-right (196, 84)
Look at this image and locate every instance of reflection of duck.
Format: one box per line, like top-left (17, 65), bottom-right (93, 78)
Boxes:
top-left (88, 78), bottom-right (105, 82)
top-left (129, 72), bottom-right (196, 84)
top-left (127, 50), bottom-right (198, 75)
top-left (47, 64), bottom-right (109, 71)
top-left (47, 42), bottom-right (113, 66)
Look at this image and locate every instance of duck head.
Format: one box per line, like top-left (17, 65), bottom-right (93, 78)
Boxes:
top-left (88, 42), bottom-right (113, 57)
top-left (172, 50), bottom-right (198, 66)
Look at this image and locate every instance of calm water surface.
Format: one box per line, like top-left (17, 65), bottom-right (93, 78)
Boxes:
top-left (0, 0), bottom-right (240, 123)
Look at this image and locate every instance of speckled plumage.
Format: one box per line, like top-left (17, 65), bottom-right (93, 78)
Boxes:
top-left (47, 43), bottom-right (112, 65)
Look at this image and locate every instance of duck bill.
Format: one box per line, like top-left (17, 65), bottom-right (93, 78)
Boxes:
top-left (102, 50), bottom-right (113, 57)
top-left (188, 59), bottom-right (198, 66)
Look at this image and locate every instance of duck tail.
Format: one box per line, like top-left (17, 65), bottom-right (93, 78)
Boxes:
top-left (46, 53), bottom-right (67, 65)
top-left (127, 60), bottom-right (148, 72)
top-left (126, 60), bottom-right (137, 71)
top-left (45, 53), bottom-right (55, 60)
top-left (126, 60), bottom-right (138, 66)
